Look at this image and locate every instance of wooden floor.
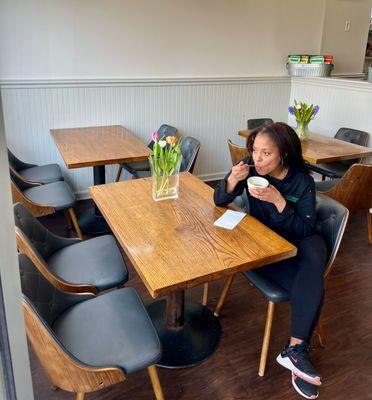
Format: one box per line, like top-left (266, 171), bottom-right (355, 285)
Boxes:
top-left (30, 197), bottom-right (372, 400)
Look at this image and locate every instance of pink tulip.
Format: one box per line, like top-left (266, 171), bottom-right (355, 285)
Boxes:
top-left (151, 131), bottom-right (158, 141)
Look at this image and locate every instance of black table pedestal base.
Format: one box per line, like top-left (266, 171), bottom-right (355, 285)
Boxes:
top-left (78, 164), bottom-right (111, 235)
top-left (78, 208), bottom-right (111, 235)
top-left (146, 300), bottom-right (221, 369)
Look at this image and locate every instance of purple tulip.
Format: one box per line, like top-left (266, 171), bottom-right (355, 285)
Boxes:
top-left (288, 106), bottom-right (295, 115)
top-left (313, 105), bottom-right (319, 115)
top-left (151, 131), bottom-right (158, 141)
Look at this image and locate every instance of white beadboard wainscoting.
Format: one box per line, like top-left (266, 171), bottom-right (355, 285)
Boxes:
top-left (1, 77), bottom-right (290, 198)
top-left (289, 77), bottom-right (372, 159)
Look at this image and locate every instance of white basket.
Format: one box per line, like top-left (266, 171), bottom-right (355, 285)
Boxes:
top-left (286, 63), bottom-right (333, 77)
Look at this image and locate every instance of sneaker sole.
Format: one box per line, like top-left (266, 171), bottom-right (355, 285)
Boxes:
top-left (276, 354), bottom-right (322, 386)
top-left (292, 373), bottom-right (319, 399)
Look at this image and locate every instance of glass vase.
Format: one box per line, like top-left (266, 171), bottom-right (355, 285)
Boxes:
top-left (295, 121), bottom-right (310, 141)
top-left (149, 157), bottom-right (182, 201)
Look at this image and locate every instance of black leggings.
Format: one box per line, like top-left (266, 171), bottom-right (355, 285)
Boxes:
top-left (259, 234), bottom-right (327, 342)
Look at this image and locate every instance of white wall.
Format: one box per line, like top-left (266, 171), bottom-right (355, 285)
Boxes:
top-left (321, 0), bottom-right (372, 74)
top-left (1, 77), bottom-right (291, 197)
top-left (0, 0), bottom-right (325, 79)
top-left (289, 77), bottom-right (372, 163)
top-left (1, 1), bottom-right (372, 198)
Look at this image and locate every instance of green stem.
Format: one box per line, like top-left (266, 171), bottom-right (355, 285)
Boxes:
top-left (157, 173), bottom-right (169, 196)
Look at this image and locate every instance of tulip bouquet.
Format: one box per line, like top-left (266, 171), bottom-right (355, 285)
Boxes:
top-left (288, 100), bottom-right (319, 140)
top-left (288, 100), bottom-right (319, 124)
top-left (148, 131), bottom-right (182, 201)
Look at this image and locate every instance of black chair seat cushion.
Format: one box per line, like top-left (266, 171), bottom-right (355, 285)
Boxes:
top-left (47, 235), bottom-right (128, 290)
top-left (309, 162), bottom-right (348, 179)
top-left (122, 160), bottom-right (150, 173)
top-left (242, 269), bottom-right (290, 303)
top-left (53, 288), bottom-right (161, 373)
top-left (315, 179), bottom-right (339, 192)
top-left (23, 181), bottom-right (75, 210)
top-left (19, 164), bottom-right (63, 184)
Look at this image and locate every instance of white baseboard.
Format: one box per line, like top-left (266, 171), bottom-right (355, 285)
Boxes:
top-left (75, 190), bottom-right (91, 201)
top-left (196, 172), bottom-right (227, 182)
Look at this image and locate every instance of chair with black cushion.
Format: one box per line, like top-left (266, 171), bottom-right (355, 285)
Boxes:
top-left (227, 139), bottom-right (250, 166)
top-left (115, 124), bottom-right (178, 181)
top-left (14, 203), bottom-right (128, 295)
top-left (135, 136), bottom-right (201, 179)
top-left (18, 253), bottom-right (164, 400)
top-left (316, 164), bottom-right (372, 244)
top-left (8, 148), bottom-right (63, 184)
top-left (213, 194), bottom-right (349, 376)
top-left (179, 136), bottom-right (201, 173)
top-left (307, 128), bottom-right (369, 180)
top-left (247, 118), bottom-right (274, 130)
top-left (10, 168), bottom-right (83, 239)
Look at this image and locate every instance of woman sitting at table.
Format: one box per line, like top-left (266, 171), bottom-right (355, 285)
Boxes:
top-left (214, 122), bottom-right (327, 399)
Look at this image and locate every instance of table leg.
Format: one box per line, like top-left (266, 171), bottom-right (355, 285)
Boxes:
top-left (78, 165), bottom-right (111, 234)
top-left (146, 290), bottom-right (221, 368)
top-left (166, 291), bottom-right (185, 329)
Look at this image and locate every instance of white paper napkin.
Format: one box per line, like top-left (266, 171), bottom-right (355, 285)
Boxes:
top-left (213, 210), bottom-right (246, 230)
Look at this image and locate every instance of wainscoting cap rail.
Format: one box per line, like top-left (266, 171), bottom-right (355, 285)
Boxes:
top-left (291, 76), bottom-right (372, 93)
top-left (0, 76), bottom-right (290, 89)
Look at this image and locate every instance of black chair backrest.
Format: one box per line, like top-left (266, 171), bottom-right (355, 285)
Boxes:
top-left (335, 128), bottom-right (369, 167)
top-left (314, 194), bottom-right (348, 276)
top-left (148, 124), bottom-right (178, 150)
top-left (247, 118), bottom-right (274, 130)
top-left (180, 136), bottom-right (201, 173)
top-left (13, 203), bottom-right (71, 259)
top-left (18, 254), bottom-right (92, 326)
top-left (7, 148), bottom-right (36, 171)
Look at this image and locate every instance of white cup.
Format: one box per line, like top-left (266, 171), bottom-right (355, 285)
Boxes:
top-left (247, 176), bottom-right (269, 189)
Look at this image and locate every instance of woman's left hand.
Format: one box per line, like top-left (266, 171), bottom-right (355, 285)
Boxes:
top-left (249, 184), bottom-right (287, 212)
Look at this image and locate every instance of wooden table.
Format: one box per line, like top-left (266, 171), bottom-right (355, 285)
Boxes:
top-left (90, 172), bottom-right (296, 368)
top-left (51, 125), bottom-right (150, 234)
top-left (238, 130), bottom-right (372, 164)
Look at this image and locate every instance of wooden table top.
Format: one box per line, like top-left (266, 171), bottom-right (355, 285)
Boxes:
top-left (238, 130), bottom-right (372, 164)
top-left (50, 125), bottom-right (151, 169)
top-left (89, 173), bottom-right (297, 298)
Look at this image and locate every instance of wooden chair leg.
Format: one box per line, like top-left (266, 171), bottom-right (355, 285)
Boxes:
top-left (115, 165), bottom-right (123, 182)
top-left (63, 210), bottom-right (72, 229)
top-left (214, 274), bottom-right (235, 317)
top-left (367, 209), bottom-right (372, 245)
top-left (68, 208), bottom-right (83, 240)
top-left (316, 319), bottom-right (326, 348)
top-left (147, 365), bottom-right (164, 400)
top-left (258, 301), bottom-right (275, 377)
top-left (76, 393), bottom-right (85, 400)
top-left (202, 283), bottom-right (209, 306)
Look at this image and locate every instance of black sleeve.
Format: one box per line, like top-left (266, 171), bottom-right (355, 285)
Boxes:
top-left (268, 179), bottom-right (316, 238)
top-left (213, 156), bottom-right (252, 207)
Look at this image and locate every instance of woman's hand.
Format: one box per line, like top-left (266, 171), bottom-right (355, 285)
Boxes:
top-left (249, 184), bottom-right (287, 212)
top-left (226, 161), bottom-right (250, 193)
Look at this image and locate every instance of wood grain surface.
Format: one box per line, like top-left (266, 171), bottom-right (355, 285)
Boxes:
top-left (90, 172), bottom-right (296, 298)
top-left (50, 125), bottom-right (150, 169)
top-left (227, 139), bottom-right (250, 165)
